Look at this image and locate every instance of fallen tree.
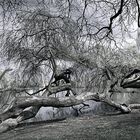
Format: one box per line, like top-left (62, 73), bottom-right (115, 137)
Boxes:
top-left (1, 81), bottom-right (140, 134)
top-left (1, 65), bottom-right (140, 134)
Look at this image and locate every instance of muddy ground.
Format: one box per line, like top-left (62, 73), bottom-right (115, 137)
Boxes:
top-left (1, 111), bottom-right (140, 140)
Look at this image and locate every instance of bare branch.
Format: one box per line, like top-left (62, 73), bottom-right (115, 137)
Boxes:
top-left (0, 68), bottom-right (12, 81)
top-left (94, 0), bottom-right (124, 36)
top-left (136, 0), bottom-right (140, 27)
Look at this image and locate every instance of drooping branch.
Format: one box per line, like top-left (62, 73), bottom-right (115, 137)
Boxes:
top-left (25, 83), bottom-right (71, 96)
top-left (94, 0), bottom-right (124, 36)
top-left (136, 0), bottom-right (140, 27)
top-left (0, 68), bottom-right (12, 81)
top-left (108, 0), bottom-right (124, 32)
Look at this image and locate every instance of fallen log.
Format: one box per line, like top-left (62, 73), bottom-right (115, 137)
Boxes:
top-left (0, 90), bottom-right (133, 133)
